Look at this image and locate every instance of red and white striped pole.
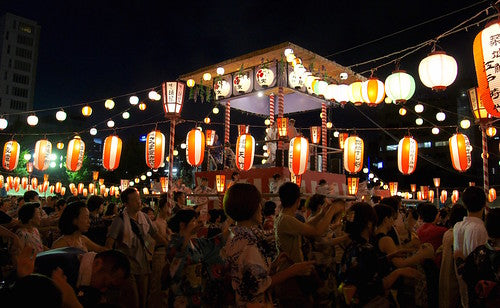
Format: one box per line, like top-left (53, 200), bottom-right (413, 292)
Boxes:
top-left (321, 102), bottom-right (327, 171)
top-left (278, 87), bottom-right (285, 166)
top-left (168, 119), bottom-right (176, 193)
top-left (481, 125), bottom-right (489, 194)
top-left (269, 93), bottom-right (275, 125)
top-left (224, 101), bottom-right (231, 168)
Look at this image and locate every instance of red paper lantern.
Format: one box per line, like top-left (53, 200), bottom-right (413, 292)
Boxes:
top-left (310, 126), bottom-right (321, 144)
top-left (3, 140), bottom-right (20, 171)
top-left (186, 129), bottom-right (205, 167)
top-left (338, 133), bottom-right (348, 150)
top-left (343, 135), bottom-right (364, 173)
top-left (55, 182), bottom-right (62, 194)
top-left (41, 181), bottom-right (49, 193)
top-left (473, 20), bottom-right (500, 118)
top-left (21, 177), bottom-right (28, 190)
top-left (236, 133), bottom-right (255, 171)
top-left (238, 125), bottom-right (249, 136)
top-left (102, 135), bottom-right (122, 171)
top-left (277, 118), bottom-right (288, 138)
top-left (361, 77), bottom-right (385, 106)
top-left (61, 187), bottom-right (66, 195)
top-left (449, 133), bottom-right (472, 172)
top-left (49, 185), bottom-right (55, 194)
top-left (347, 177), bottom-right (359, 195)
top-left (291, 173), bottom-right (302, 186)
top-left (397, 136), bottom-right (418, 175)
top-left (410, 184), bottom-right (417, 192)
top-left (13, 177), bottom-right (20, 191)
top-left (216, 174), bottom-right (226, 193)
top-left (6, 176), bottom-right (13, 189)
top-left (145, 130), bottom-right (165, 169)
top-left (488, 188), bottom-right (497, 202)
top-left (451, 190), bottom-right (459, 203)
top-left (34, 139), bottom-right (52, 171)
top-left (0, 175), bottom-right (3, 189)
top-left (31, 177), bottom-right (38, 188)
top-left (440, 190), bottom-right (448, 204)
top-left (83, 188), bottom-right (88, 197)
top-left (288, 136), bottom-right (309, 176)
top-left (205, 130), bottom-right (216, 147)
top-left (67, 136), bottom-right (85, 172)
top-left (78, 183), bottom-right (84, 195)
top-left (428, 190), bottom-right (435, 202)
top-left (88, 183), bottom-right (95, 194)
top-left (389, 182), bottom-right (398, 196)
top-left (160, 177), bottom-right (168, 193)
top-left (109, 186), bottom-right (115, 196)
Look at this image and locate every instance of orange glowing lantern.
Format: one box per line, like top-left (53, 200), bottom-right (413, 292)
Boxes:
top-left (410, 184), bottom-right (417, 192)
top-left (67, 136), bottom-right (85, 172)
top-left (55, 182), bottom-right (62, 193)
top-left (186, 129), bottom-right (205, 167)
top-left (6, 176), bottom-right (13, 189)
top-left (61, 187), bottom-right (66, 195)
top-left (99, 178), bottom-right (104, 186)
top-left (31, 177), bottom-right (38, 189)
top-left (138, 102), bottom-right (146, 111)
top-left (43, 174), bottom-right (49, 182)
top-left (216, 174), bottom-right (226, 193)
top-left (34, 139), bottom-right (52, 171)
top-left (78, 183), bottom-right (84, 194)
top-left (277, 118), bottom-right (288, 138)
top-left (452, 190), bottom-right (459, 203)
top-left (428, 190), bottom-right (435, 203)
top-left (56, 142), bottom-right (64, 150)
top-left (420, 186), bottom-right (429, 200)
top-left (338, 133), bottom-right (348, 150)
top-left (0, 175), bottom-right (4, 189)
top-left (81, 105), bottom-right (92, 117)
top-left (417, 191), bottom-right (423, 200)
top-left (49, 185), bottom-right (55, 194)
top-left (290, 173), bottom-right (302, 186)
top-left (310, 126), bottom-right (321, 144)
top-left (449, 133), bottom-right (472, 172)
top-left (361, 78), bottom-right (385, 106)
top-left (100, 185), bottom-right (106, 195)
top-left (205, 130), bottom-right (216, 147)
top-left (41, 181), bottom-right (49, 193)
top-left (236, 133), bottom-right (255, 171)
top-left (102, 135), bottom-right (122, 171)
top-left (92, 171), bottom-right (99, 181)
top-left (145, 130), bottom-right (165, 169)
top-left (83, 188), bottom-right (88, 197)
top-left (72, 188), bottom-right (78, 196)
top-left (89, 183), bottom-right (95, 194)
top-left (21, 177), bottom-right (28, 190)
top-left (69, 183), bottom-right (75, 191)
top-left (488, 188), bottom-right (497, 202)
top-left (343, 135), bottom-right (364, 174)
top-left (486, 126), bottom-right (497, 137)
top-left (389, 182), bottom-right (398, 196)
top-left (160, 177), bottom-right (168, 193)
top-left (109, 186), bottom-right (115, 196)
top-left (13, 177), bottom-right (20, 191)
top-left (347, 177), bottom-right (359, 195)
top-left (440, 190), bottom-right (448, 204)
top-left (397, 136), bottom-right (418, 175)
top-left (142, 187), bottom-right (149, 195)
top-left (238, 125), bottom-right (249, 136)
top-left (288, 136), bottom-right (309, 176)
top-left (3, 140), bottom-right (20, 171)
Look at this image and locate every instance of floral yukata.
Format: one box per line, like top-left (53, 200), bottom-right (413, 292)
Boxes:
top-left (225, 225), bottom-right (277, 307)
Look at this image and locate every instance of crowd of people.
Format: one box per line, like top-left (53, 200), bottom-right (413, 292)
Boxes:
top-left (0, 179), bottom-right (498, 307)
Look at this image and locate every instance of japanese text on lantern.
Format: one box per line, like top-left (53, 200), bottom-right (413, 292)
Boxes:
top-left (237, 139), bottom-right (246, 168)
top-left (147, 133), bottom-right (156, 166)
top-left (176, 83), bottom-right (184, 113)
top-left (354, 139), bottom-right (363, 169)
top-left (483, 27), bottom-right (500, 110)
top-left (167, 82), bottom-right (176, 103)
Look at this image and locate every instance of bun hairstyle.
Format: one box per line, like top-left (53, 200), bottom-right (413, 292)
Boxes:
top-left (167, 209), bottom-right (198, 233)
top-left (345, 202), bottom-right (377, 240)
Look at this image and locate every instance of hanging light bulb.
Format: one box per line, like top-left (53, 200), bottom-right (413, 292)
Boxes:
top-left (82, 105), bottom-right (92, 117)
top-left (180, 143), bottom-right (186, 149)
top-left (0, 118), bottom-right (7, 130)
top-left (203, 73), bottom-right (212, 81)
top-left (122, 111), bottom-right (130, 119)
top-left (362, 167), bottom-right (369, 174)
top-left (264, 119), bottom-right (271, 126)
top-left (104, 99), bottom-right (115, 110)
top-left (173, 149), bottom-right (179, 156)
top-left (216, 67), bottom-right (225, 75)
top-left (414, 104), bottom-right (424, 113)
top-left (326, 122), bottom-right (333, 129)
top-left (140, 175), bottom-right (146, 181)
top-left (460, 119), bottom-right (471, 129)
top-left (399, 107), bottom-right (407, 116)
top-left (107, 120), bottom-right (115, 128)
top-left (436, 111), bottom-right (446, 121)
top-left (27, 114), bottom-right (38, 126)
top-left (146, 171), bottom-right (152, 177)
top-left (486, 126), bottom-right (497, 137)
top-left (204, 117), bottom-right (211, 124)
top-left (148, 91), bottom-right (159, 100)
top-left (333, 131), bottom-right (339, 137)
top-left (129, 96), bottom-right (139, 105)
top-left (187, 79), bottom-right (195, 88)
top-left (139, 102), bottom-right (146, 110)
top-left (90, 128), bottom-right (97, 135)
top-left (415, 118), bottom-right (424, 125)
top-left (432, 127), bottom-right (440, 135)
top-left (212, 107), bottom-right (219, 114)
top-left (56, 110), bottom-right (67, 121)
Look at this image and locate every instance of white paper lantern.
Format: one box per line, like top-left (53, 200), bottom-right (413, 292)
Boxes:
top-left (27, 115), bottom-right (38, 126)
top-left (56, 110), bottom-right (67, 121)
top-left (418, 51), bottom-right (458, 90)
top-left (384, 71), bottom-right (416, 104)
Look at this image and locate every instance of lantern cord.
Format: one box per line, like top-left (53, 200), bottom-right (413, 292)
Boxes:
top-left (325, 0), bottom-right (489, 58)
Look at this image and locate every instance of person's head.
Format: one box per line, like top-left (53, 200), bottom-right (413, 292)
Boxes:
top-left (158, 197), bottom-right (169, 217)
top-left (55, 199), bottom-right (67, 212)
top-left (262, 200), bottom-right (277, 217)
top-left (374, 204), bottom-right (395, 227)
top-left (318, 179), bottom-right (327, 186)
top-left (405, 207), bottom-right (419, 228)
top-left (120, 187), bottom-right (141, 212)
top-left (141, 207), bottom-right (155, 221)
top-left (462, 186), bottom-right (486, 213)
top-left (380, 196), bottom-right (402, 219)
top-left (289, 119), bottom-right (295, 126)
top-left (371, 195), bottom-right (382, 204)
top-left (208, 209), bottom-right (221, 224)
top-left (18, 202), bottom-right (41, 226)
top-left (9, 274), bottom-right (62, 307)
top-left (419, 202), bottom-right (439, 223)
top-left (279, 182), bottom-right (301, 208)
top-left (345, 202), bottom-right (378, 240)
top-left (306, 194), bottom-right (326, 214)
top-left (272, 173), bottom-right (281, 181)
top-left (446, 204), bottom-right (467, 229)
top-left (58, 201), bottom-right (90, 235)
top-left (87, 195), bottom-right (105, 214)
top-left (201, 177), bottom-right (208, 186)
top-left (23, 190), bottom-right (39, 202)
top-left (231, 172), bottom-right (240, 181)
top-left (173, 191), bottom-right (186, 206)
top-left (176, 178), bottom-right (183, 185)
top-left (224, 183), bottom-right (262, 224)
top-left (104, 202), bottom-right (117, 216)
top-left (167, 209), bottom-right (200, 235)
top-left (485, 208), bottom-right (500, 240)
top-left (91, 250), bottom-right (131, 292)
top-left (17, 196), bottom-right (24, 206)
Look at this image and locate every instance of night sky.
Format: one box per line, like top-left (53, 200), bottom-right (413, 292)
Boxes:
top-left (0, 0), bottom-right (496, 188)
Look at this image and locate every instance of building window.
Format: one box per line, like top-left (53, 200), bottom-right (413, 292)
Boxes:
top-left (10, 99), bottom-right (27, 111)
top-left (418, 142), bottom-right (432, 148)
top-left (12, 87), bottom-right (29, 98)
top-left (12, 73), bottom-right (29, 85)
top-left (14, 60), bottom-right (31, 72)
top-left (15, 47), bottom-right (32, 59)
top-left (435, 141), bottom-right (449, 147)
top-left (17, 34), bottom-right (33, 46)
top-left (386, 144), bottom-right (398, 151)
top-left (18, 23), bottom-right (32, 34)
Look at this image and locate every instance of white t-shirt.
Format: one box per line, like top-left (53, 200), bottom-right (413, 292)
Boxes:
top-left (452, 216), bottom-right (488, 257)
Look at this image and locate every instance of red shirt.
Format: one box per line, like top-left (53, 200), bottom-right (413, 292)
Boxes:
top-left (417, 223), bottom-right (448, 266)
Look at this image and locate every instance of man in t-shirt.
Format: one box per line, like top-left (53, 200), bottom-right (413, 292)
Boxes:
top-left (453, 186), bottom-right (488, 308)
top-left (417, 203), bottom-right (448, 265)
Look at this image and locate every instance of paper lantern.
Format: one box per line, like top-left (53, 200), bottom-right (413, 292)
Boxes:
top-left (88, 183), bottom-right (95, 194)
top-left (2, 140), bottom-right (20, 171)
top-left (428, 190), bottom-right (435, 203)
top-left (205, 130), bottom-right (216, 147)
top-left (410, 184), bottom-right (417, 192)
top-left (449, 133), bottom-right (472, 172)
top-left (61, 187), bottom-right (66, 195)
top-left (277, 118), bottom-right (288, 138)
top-left (216, 174), bottom-right (226, 193)
top-left (433, 178), bottom-right (441, 188)
top-left (473, 20), bottom-right (500, 118)
top-left (83, 188), bottom-right (88, 197)
top-left (21, 177), bottom-right (28, 190)
top-left (256, 68), bottom-right (275, 87)
top-left (31, 177), bottom-right (38, 188)
top-left (238, 125), bottom-right (249, 136)
top-left (56, 142), bottom-right (64, 150)
top-left (82, 105), bottom-right (92, 117)
top-left (324, 84), bottom-right (337, 100)
top-left (397, 136), bottom-right (418, 175)
top-left (214, 80), bottom-right (231, 99)
top-left (72, 188), bottom-right (78, 196)
top-left (338, 133), bottom-right (348, 150)
top-left (138, 102), bottom-right (146, 111)
top-left (288, 136), bottom-right (309, 176)
top-left (236, 133), bottom-right (255, 171)
top-left (452, 190), bottom-right (459, 203)
top-left (187, 79), bottom-right (195, 88)
top-left (186, 129), bottom-right (205, 167)
top-left (418, 51), bottom-right (457, 90)
top-left (109, 186), bottom-right (115, 196)
top-left (145, 130), bottom-right (165, 169)
top-left (488, 188), bottom-right (497, 202)
top-left (6, 176), bottom-right (13, 189)
top-left (162, 81), bottom-right (186, 116)
top-left (233, 74), bottom-right (251, 93)
top-left (55, 182), bottom-right (62, 194)
top-left (13, 177), bottom-right (20, 191)
top-left (333, 84), bottom-right (350, 105)
top-left (420, 186), bottom-right (429, 200)
top-left (361, 78), bottom-right (385, 106)
top-left (310, 126), bottom-right (321, 144)
top-left (41, 181), bottom-right (49, 193)
top-left (486, 126), bottom-right (497, 137)
top-left (343, 136), bottom-right (364, 173)
top-left (347, 177), bottom-right (359, 195)
top-left (384, 71), bottom-right (416, 104)
top-left (160, 177), bottom-right (168, 193)
top-left (468, 87), bottom-right (493, 121)
top-left (0, 175), bottom-right (4, 189)
top-left (99, 178), bottom-right (104, 186)
top-left (49, 185), bottom-right (55, 194)
top-left (77, 183), bottom-right (84, 195)
top-left (290, 173), bottom-right (302, 186)
top-left (348, 81), bottom-right (363, 105)
top-left (66, 136), bottom-right (85, 172)
top-left (100, 185), bottom-right (106, 195)
top-left (440, 190), bottom-right (448, 204)
top-left (289, 71), bottom-right (305, 89)
top-left (142, 187), bottom-right (149, 195)
top-left (389, 182), bottom-right (398, 196)
top-left (102, 135), bottom-right (122, 171)
top-left (34, 139), bottom-right (52, 171)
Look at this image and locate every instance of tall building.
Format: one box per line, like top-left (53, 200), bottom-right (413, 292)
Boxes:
top-left (0, 13), bottom-right (40, 113)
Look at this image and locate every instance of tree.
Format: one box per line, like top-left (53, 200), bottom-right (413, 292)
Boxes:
top-left (65, 154), bottom-right (91, 183)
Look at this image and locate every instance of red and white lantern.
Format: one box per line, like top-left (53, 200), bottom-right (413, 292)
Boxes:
top-left (49, 185), bottom-right (55, 194)
top-left (397, 136), bottom-right (418, 175)
top-left (31, 177), bottom-right (38, 188)
top-left (338, 133), bottom-right (348, 150)
top-left (449, 133), bottom-right (472, 172)
top-left (21, 177), bottom-right (28, 190)
top-left (236, 133), bottom-right (255, 171)
top-left (310, 126), bottom-right (321, 144)
top-left (55, 182), bottom-right (62, 194)
top-left (102, 135), bottom-right (122, 171)
top-left (428, 190), bottom-right (435, 203)
top-left (89, 183), bottom-right (95, 194)
top-left (34, 139), bottom-right (52, 171)
top-left (361, 78), bottom-right (385, 106)
top-left (347, 177), bottom-right (359, 195)
top-left (238, 125), bottom-right (249, 136)
top-left (61, 187), bottom-right (66, 196)
top-left (78, 183), bottom-right (84, 195)
top-left (67, 136), bottom-right (85, 172)
top-left (440, 190), bottom-right (448, 204)
top-left (343, 135), bottom-right (364, 174)
top-left (145, 130), bottom-right (165, 169)
top-left (205, 130), bottom-right (216, 147)
top-left (451, 190), bottom-right (459, 204)
top-left (3, 140), bottom-right (20, 171)
top-left (186, 129), bottom-right (205, 167)
top-left (288, 136), bottom-right (309, 176)
top-left (389, 182), bottom-right (398, 196)
top-left (488, 188), bottom-right (497, 202)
